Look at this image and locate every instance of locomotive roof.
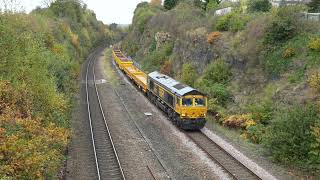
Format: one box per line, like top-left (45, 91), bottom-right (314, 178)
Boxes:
top-left (148, 71), bottom-right (205, 97)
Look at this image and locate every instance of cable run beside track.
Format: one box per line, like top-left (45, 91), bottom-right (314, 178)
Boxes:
top-left (85, 49), bottom-right (126, 180)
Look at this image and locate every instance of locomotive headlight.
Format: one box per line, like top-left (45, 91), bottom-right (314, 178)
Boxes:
top-left (182, 113), bottom-right (186, 117)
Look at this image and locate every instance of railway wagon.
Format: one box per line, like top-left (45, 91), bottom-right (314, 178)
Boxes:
top-left (112, 49), bottom-right (133, 70)
top-left (112, 49), bottom-right (148, 92)
top-left (112, 48), bottom-right (207, 130)
top-left (122, 64), bottom-right (148, 93)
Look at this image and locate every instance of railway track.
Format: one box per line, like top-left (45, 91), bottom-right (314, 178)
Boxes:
top-left (110, 56), bottom-right (172, 180)
top-left (110, 50), bottom-right (259, 180)
top-left (185, 131), bottom-right (261, 180)
top-left (85, 49), bottom-right (126, 180)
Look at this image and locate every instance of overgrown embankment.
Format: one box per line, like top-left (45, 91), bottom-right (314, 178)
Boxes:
top-left (0, 1), bottom-right (121, 178)
top-left (121, 0), bottom-right (320, 176)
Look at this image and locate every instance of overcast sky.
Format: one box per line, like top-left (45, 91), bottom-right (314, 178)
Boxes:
top-left (21, 0), bottom-right (150, 24)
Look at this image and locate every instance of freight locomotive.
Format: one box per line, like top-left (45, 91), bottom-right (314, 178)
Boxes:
top-left (112, 49), bottom-right (207, 130)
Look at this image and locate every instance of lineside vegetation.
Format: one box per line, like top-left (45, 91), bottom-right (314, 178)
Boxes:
top-left (0, 0), bottom-right (121, 178)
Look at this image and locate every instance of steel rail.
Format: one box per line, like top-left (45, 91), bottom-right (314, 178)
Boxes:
top-left (85, 51), bottom-right (101, 180)
top-left (200, 132), bottom-right (261, 179)
top-left (186, 132), bottom-right (261, 180)
top-left (85, 49), bottom-right (125, 180)
top-left (92, 51), bottom-right (126, 180)
top-left (110, 55), bottom-right (172, 180)
top-left (147, 165), bottom-right (158, 180)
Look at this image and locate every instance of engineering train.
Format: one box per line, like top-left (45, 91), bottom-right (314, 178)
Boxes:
top-left (112, 48), bottom-right (208, 130)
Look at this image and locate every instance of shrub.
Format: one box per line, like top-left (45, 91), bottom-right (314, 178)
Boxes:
top-left (282, 47), bottom-right (295, 58)
top-left (308, 71), bottom-right (320, 93)
top-left (223, 114), bottom-right (255, 129)
top-left (181, 63), bottom-right (197, 86)
top-left (264, 17), bottom-right (296, 44)
top-left (247, 0), bottom-right (272, 12)
top-left (308, 37), bottom-right (320, 52)
top-left (264, 6), bottom-right (304, 44)
top-left (164, 0), bottom-right (178, 10)
top-left (203, 59), bottom-right (232, 85)
top-left (197, 81), bottom-right (231, 106)
top-left (196, 60), bottom-right (232, 106)
top-left (216, 12), bottom-right (251, 32)
top-left (206, 0), bottom-right (219, 11)
top-left (263, 105), bottom-right (320, 173)
top-left (308, 0), bottom-right (320, 13)
top-left (207, 31), bottom-right (221, 44)
top-left (244, 124), bottom-right (265, 144)
top-left (142, 42), bottom-right (173, 71)
top-left (247, 100), bottom-right (274, 125)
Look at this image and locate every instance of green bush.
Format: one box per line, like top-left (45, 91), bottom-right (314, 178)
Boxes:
top-left (264, 17), bottom-right (296, 44)
top-left (247, 100), bottom-right (274, 125)
top-left (308, 0), bottom-right (320, 13)
top-left (206, 0), bottom-right (219, 11)
top-left (264, 7), bottom-right (303, 44)
top-left (195, 60), bottom-right (232, 106)
top-left (181, 63), bottom-right (197, 86)
top-left (203, 59), bottom-right (232, 84)
top-left (216, 12), bottom-right (251, 32)
top-left (142, 42), bottom-right (173, 71)
top-left (246, 124), bottom-right (265, 144)
top-left (197, 81), bottom-right (231, 106)
top-left (247, 0), bottom-right (272, 12)
top-left (164, 0), bottom-right (178, 10)
top-left (263, 105), bottom-right (320, 173)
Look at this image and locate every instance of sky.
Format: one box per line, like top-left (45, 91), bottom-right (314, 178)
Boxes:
top-left (21, 0), bottom-right (150, 24)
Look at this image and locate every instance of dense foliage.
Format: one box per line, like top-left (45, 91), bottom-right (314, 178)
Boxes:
top-left (196, 60), bottom-right (232, 107)
top-left (264, 105), bottom-right (320, 172)
top-left (308, 0), bottom-right (320, 12)
top-left (181, 63), bottom-right (197, 86)
top-left (164, 0), bottom-right (178, 10)
top-left (247, 0), bottom-right (272, 12)
top-left (0, 0), bottom-right (115, 178)
top-left (215, 11), bottom-right (252, 32)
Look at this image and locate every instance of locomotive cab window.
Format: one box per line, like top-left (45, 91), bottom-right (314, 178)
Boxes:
top-left (182, 98), bottom-right (192, 107)
top-left (195, 98), bottom-right (205, 106)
